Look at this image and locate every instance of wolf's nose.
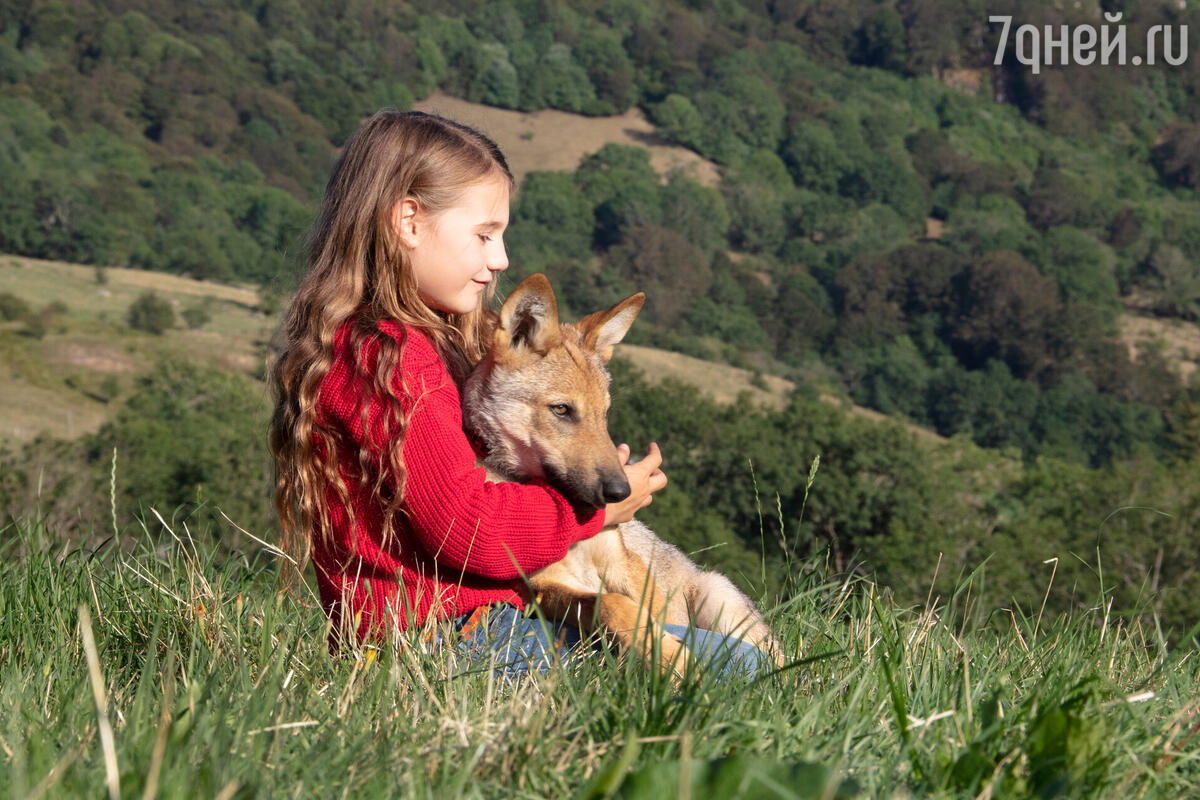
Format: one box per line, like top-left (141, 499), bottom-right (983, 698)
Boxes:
top-left (601, 477), bottom-right (630, 504)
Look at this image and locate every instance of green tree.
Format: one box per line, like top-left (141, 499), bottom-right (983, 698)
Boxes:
top-left (525, 44), bottom-right (597, 113)
top-left (1036, 226), bottom-right (1119, 319)
top-left (659, 172), bottom-right (730, 256)
top-left (899, 0), bottom-right (969, 76)
top-left (1140, 244), bottom-right (1200, 320)
top-left (852, 6), bottom-right (909, 73)
top-left (821, 203), bottom-right (911, 271)
top-left (722, 168), bottom-right (787, 255)
top-left (574, 27), bottom-right (635, 112)
top-left (605, 225), bottom-right (710, 326)
top-left (512, 171), bottom-right (594, 261)
top-left (942, 195), bottom-right (1040, 256)
top-left (926, 359), bottom-right (1039, 453)
top-left (783, 124), bottom-right (851, 194)
top-left (834, 243), bottom-right (965, 350)
top-left (949, 250), bottom-right (1058, 379)
top-left (650, 94), bottom-right (704, 151)
top-left (838, 151), bottom-right (930, 225)
top-left (1025, 166), bottom-right (1092, 231)
top-left (849, 336), bottom-right (931, 420)
top-left (1034, 374), bottom-right (1164, 467)
top-left (576, 144), bottom-right (663, 247)
top-left (687, 264), bottom-right (772, 353)
top-left (470, 43), bottom-right (520, 108)
top-left (693, 68), bottom-right (786, 163)
top-left (181, 304), bottom-right (212, 329)
top-left (1151, 121), bottom-right (1200, 190)
top-left (904, 127), bottom-right (961, 183)
top-left (769, 270), bottom-right (836, 362)
top-left (85, 359), bottom-right (275, 538)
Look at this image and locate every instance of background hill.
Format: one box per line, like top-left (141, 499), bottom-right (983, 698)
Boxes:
top-left (5, 0), bottom-right (1200, 635)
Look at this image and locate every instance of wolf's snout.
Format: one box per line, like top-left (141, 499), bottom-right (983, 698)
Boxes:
top-left (601, 476), bottom-right (631, 504)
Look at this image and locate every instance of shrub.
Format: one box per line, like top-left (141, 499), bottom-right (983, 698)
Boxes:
top-left (23, 311), bottom-right (49, 339)
top-left (181, 304), bottom-right (212, 329)
top-left (128, 291), bottom-right (175, 334)
top-left (99, 374), bottom-right (121, 401)
top-left (0, 291), bottom-right (29, 321)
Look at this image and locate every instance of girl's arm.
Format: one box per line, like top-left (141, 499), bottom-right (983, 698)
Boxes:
top-left (324, 323), bottom-right (606, 580)
top-left (398, 368), bottom-right (606, 579)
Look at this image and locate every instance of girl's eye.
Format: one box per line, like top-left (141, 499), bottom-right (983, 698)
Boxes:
top-left (478, 234), bottom-right (492, 243)
top-left (549, 404), bottom-right (570, 417)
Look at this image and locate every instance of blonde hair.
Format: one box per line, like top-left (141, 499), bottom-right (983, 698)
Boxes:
top-left (269, 109), bottom-right (514, 577)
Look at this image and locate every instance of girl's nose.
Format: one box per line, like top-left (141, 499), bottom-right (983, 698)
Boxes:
top-left (489, 244), bottom-right (509, 272)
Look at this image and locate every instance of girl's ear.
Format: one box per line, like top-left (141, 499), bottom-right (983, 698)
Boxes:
top-left (392, 197), bottom-right (422, 248)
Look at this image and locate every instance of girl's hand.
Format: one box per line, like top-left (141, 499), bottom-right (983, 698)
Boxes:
top-left (604, 442), bottom-right (667, 526)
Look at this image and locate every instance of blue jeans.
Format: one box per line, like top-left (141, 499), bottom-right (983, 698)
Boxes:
top-left (450, 603), bottom-right (769, 679)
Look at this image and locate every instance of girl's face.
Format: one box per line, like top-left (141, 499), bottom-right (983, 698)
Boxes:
top-left (396, 176), bottom-right (510, 315)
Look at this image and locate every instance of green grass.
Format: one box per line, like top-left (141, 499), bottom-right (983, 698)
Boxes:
top-left (2, 507), bottom-right (1198, 799)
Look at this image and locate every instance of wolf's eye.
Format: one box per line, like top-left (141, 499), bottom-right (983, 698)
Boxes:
top-left (549, 403), bottom-right (571, 418)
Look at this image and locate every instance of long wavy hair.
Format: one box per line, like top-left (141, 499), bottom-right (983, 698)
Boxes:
top-left (269, 109), bottom-right (513, 580)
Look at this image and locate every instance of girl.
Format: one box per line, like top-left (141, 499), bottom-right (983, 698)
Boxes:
top-left (269, 109), bottom-right (763, 676)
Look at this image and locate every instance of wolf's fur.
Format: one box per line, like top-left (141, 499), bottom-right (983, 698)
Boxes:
top-left (462, 274), bottom-right (782, 679)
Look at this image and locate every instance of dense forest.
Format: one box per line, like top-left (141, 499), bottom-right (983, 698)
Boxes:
top-left (5, 0), bottom-right (1200, 633)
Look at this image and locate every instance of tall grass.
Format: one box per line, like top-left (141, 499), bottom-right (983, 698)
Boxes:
top-left (1, 506), bottom-right (1197, 798)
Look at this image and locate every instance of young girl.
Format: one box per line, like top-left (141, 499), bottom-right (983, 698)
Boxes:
top-left (269, 109), bottom-right (764, 676)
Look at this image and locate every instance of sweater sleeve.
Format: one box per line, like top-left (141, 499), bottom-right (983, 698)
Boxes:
top-left (323, 322), bottom-right (607, 580)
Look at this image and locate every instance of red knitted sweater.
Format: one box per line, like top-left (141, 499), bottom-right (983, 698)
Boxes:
top-left (311, 318), bottom-right (606, 642)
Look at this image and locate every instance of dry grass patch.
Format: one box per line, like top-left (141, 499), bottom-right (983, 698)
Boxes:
top-left (413, 92), bottom-right (720, 186)
top-left (0, 256), bottom-right (258, 309)
top-left (47, 340), bottom-right (140, 373)
top-left (0, 373), bottom-right (108, 442)
top-left (617, 343), bottom-right (793, 408)
top-left (101, 265), bottom-right (258, 305)
top-left (817, 393), bottom-right (947, 444)
top-left (1118, 312), bottom-right (1200, 382)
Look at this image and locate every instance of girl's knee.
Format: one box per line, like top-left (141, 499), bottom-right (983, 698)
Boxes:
top-left (665, 624), bottom-right (769, 678)
top-left (456, 604), bottom-right (582, 675)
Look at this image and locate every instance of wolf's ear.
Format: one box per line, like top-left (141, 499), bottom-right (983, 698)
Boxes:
top-left (578, 292), bottom-right (645, 362)
top-left (496, 273), bottom-right (562, 356)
